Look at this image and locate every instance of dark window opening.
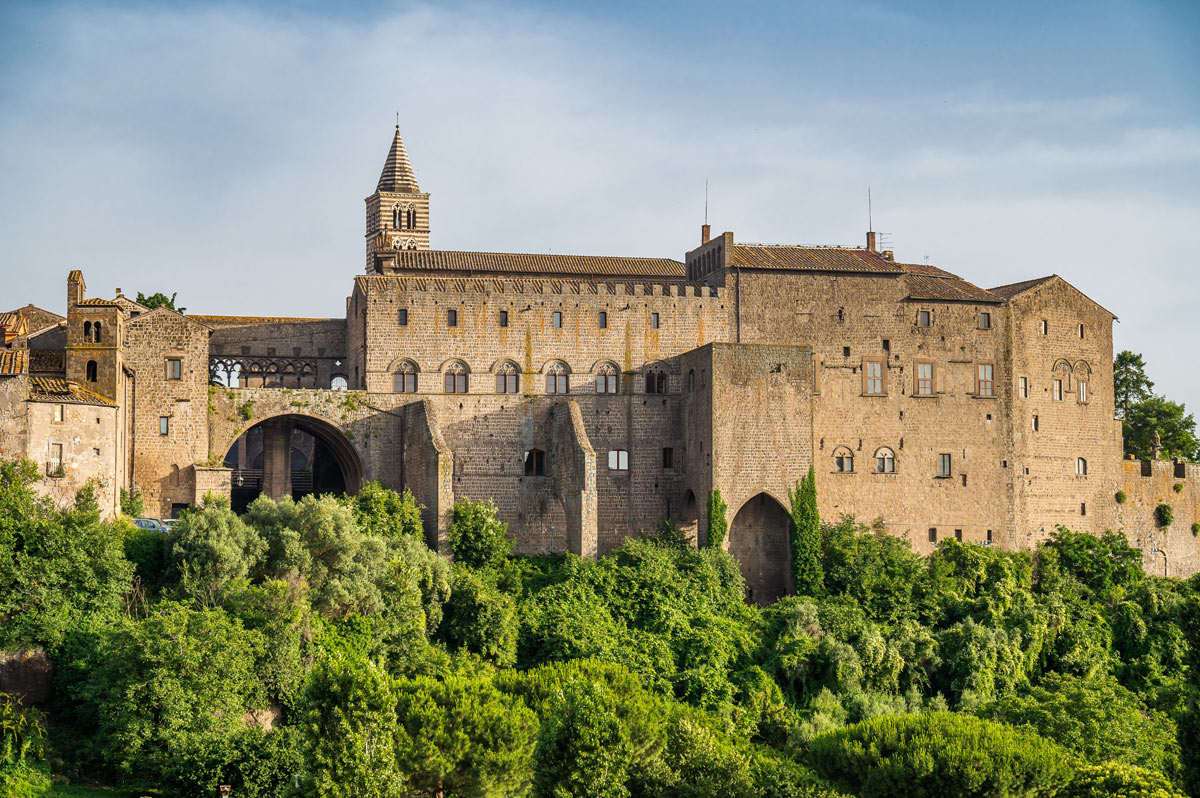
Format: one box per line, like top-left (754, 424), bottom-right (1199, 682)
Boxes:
top-left (645, 369), bottom-right (666, 394)
top-left (938, 453), bottom-right (952, 477)
top-left (552, 311), bottom-right (562, 328)
top-left (650, 312), bottom-right (660, 329)
top-left (447, 309), bottom-right (458, 327)
top-left (928, 528), bottom-right (937, 543)
top-left (399, 309), bottom-right (408, 326)
top-left (524, 449), bottom-right (545, 476)
top-left (662, 447), bottom-right (674, 469)
top-left (598, 311), bottom-right (607, 329)
top-left (954, 529), bottom-right (963, 541)
top-left (86, 360), bottom-right (97, 382)
top-left (499, 310), bottom-right (508, 327)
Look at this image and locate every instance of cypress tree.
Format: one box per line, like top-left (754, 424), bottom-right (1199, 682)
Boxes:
top-left (789, 465), bottom-right (823, 595)
top-left (706, 489), bottom-right (728, 549)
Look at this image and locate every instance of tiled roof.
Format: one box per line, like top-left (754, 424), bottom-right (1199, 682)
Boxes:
top-left (904, 274), bottom-right (1001, 303)
top-left (728, 244), bottom-right (906, 274)
top-left (988, 276), bottom-right (1056, 300)
top-left (28, 377), bottom-right (115, 407)
top-left (67, 270), bottom-right (83, 283)
top-left (377, 127), bottom-right (421, 194)
top-left (189, 315), bottom-right (338, 326)
top-left (77, 298), bottom-right (120, 307)
top-left (0, 313), bottom-right (27, 341)
top-left (0, 349), bottom-right (26, 375)
top-left (3, 305), bottom-right (66, 334)
top-left (384, 250), bottom-right (687, 278)
top-left (29, 349), bottom-right (64, 373)
top-left (900, 261), bottom-right (960, 279)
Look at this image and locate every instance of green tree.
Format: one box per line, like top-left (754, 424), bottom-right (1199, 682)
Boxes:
top-left (1123, 394), bottom-right (1199, 461)
top-left (1114, 350), bottom-right (1154, 420)
top-left (171, 494), bottom-right (266, 606)
top-left (448, 498), bottom-right (513, 570)
top-left (438, 566), bottom-right (518, 666)
top-left (789, 466), bottom-right (822, 596)
top-left (119, 487), bottom-right (144, 517)
top-left (351, 481), bottom-right (424, 543)
top-left (1062, 763), bottom-right (1186, 798)
top-left (706, 489), bottom-right (728, 549)
top-left (533, 682), bottom-right (634, 798)
top-left (808, 712), bottom-right (1073, 798)
top-left (135, 290), bottom-right (185, 313)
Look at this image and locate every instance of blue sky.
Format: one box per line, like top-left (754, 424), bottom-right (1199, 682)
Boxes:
top-left (1, 0), bottom-right (1197, 409)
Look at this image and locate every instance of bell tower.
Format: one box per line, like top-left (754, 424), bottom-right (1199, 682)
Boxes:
top-left (366, 125), bottom-right (431, 273)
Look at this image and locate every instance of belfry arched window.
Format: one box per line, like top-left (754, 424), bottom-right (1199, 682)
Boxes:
top-left (875, 447), bottom-right (896, 473)
top-left (545, 360), bottom-right (570, 394)
top-left (83, 321), bottom-right (91, 341)
top-left (595, 362), bottom-right (619, 394)
top-left (393, 360), bottom-right (418, 393)
top-left (644, 362), bottom-right (667, 394)
top-left (86, 360), bottom-right (97, 382)
top-left (393, 205), bottom-right (403, 229)
top-left (406, 205), bottom-right (416, 229)
top-left (93, 321), bottom-right (101, 342)
top-left (833, 446), bottom-right (854, 473)
top-left (443, 360), bottom-right (469, 394)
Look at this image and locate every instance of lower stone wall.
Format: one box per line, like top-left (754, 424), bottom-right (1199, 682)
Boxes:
top-left (1116, 459), bottom-right (1200, 578)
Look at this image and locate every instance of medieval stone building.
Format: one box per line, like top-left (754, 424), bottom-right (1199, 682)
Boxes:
top-left (2, 128), bottom-right (1196, 597)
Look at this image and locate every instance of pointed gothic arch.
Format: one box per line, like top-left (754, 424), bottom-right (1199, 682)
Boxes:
top-left (727, 492), bottom-right (792, 604)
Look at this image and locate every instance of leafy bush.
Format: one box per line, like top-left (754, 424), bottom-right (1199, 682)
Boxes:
top-left (706, 489), bottom-right (728, 549)
top-left (1192, 523), bottom-right (1199, 537)
top-left (1116, 490), bottom-right (1128, 504)
top-left (439, 566), bottom-right (518, 666)
top-left (533, 681), bottom-right (633, 798)
top-left (349, 481), bottom-right (424, 543)
top-left (1062, 763), bottom-right (1187, 798)
top-left (119, 487), bottom-right (143, 518)
top-left (172, 494), bottom-right (265, 606)
top-left (1174, 482), bottom-right (1185, 494)
top-left (449, 498), bottom-right (513, 569)
top-left (1156, 503), bottom-right (1174, 527)
top-left (808, 712), bottom-right (1073, 798)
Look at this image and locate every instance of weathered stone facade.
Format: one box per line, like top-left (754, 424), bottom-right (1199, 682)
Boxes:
top-left (2, 128), bottom-right (1196, 597)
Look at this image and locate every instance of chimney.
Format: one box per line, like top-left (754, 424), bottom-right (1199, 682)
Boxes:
top-left (701, 224), bottom-right (711, 245)
top-left (866, 231), bottom-right (877, 252)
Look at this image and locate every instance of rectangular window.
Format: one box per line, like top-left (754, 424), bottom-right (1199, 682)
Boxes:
top-left (1032, 415), bottom-right (1039, 431)
top-left (398, 308), bottom-right (408, 326)
top-left (916, 361), bottom-right (934, 396)
top-left (524, 449), bottom-right (545, 476)
top-left (53, 404), bottom-right (64, 423)
top-left (50, 442), bottom-right (63, 473)
top-left (650, 312), bottom-right (660, 329)
top-left (596, 373), bottom-right (617, 394)
top-left (863, 359), bottom-right (885, 395)
top-left (496, 374), bottom-right (518, 393)
top-left (835, 454), bottom-right (854, 473)
top-left (444, 373), bottom-right (468, 393)
top-left (159, 416), bottom-right (169, 436)
top-left (499, 310), bottom-right (508, 328)
top-left (955, 529), bottom-right (963, 541)
top-left (986, 529), bottom-right (993, 545)
top-left (917, 309), bottom-right (931, 327)
top-left (937, 453), bottom-right (951, 477)
top-left (979, 311), bottom-right (991, 329)
top-left (598, 311), bottom-right (607, 329)
top-left (1078, 323), bottom-right (1084, 338)
top-left (662, 447), bottom-right (674, 469)
top-left (166, 358), bottom-right (182, 380)
top-left (552, 311), bottom-right (562, 328)
top-left (1019, 377), bottom-right (1028, 398)
top-left (1040, 319), bottom-right (1048, 335)
top-left (395, 373), bottom-right (417, 392)
top-left (976, 364), bottom-right (994, 397)
top-left (447, 309), bottom-right (457, 327)
top-left (608, 450), bottom-right (629, 471)
top-left (1078, 381), bottom-right (1088, 403)
top-left (928, 528), bottom-right (937, 543)
top-left (1053, 379), bottom-right (1063, 401)
top-left (1081, 502), bottom-right (1087, 516)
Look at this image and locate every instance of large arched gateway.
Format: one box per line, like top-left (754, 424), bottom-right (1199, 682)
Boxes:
top-left (727, 492), bottom-right (792, 604)
top-left (222, 414), bottom-right (365, 512)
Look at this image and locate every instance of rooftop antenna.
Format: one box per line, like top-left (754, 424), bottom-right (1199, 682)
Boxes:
top-left (395, 111), bottom-right (399, 129)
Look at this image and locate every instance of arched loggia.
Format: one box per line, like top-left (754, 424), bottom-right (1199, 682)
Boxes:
top-left (223, 414), bottom-right (365, 512)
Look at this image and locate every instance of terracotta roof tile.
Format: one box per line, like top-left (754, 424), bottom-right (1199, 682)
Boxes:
top-left (988, 276), bottom-right (1056, 300)
top-left (905, 274), bottom-right (1001, 303)
top-left (0, 349), bottom-right (26, 375)
top-left (67, 270), bottom-right (83, 283)
top-left (28, 377), bottom-right (115, 406)
top-left (384, 250), bottom-right (686, 278)
top-left (728, 244), bottom-right (906, 274)
top-left (77, 298), bottom-right (120, 307)
top-left (900, 262), bottom-right (960, 279)
top-left (189, 315), bottom-right (339, 326)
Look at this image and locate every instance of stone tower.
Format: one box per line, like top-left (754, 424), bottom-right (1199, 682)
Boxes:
top-left (64, 270), bottom-right (123, 400)
top-left (365, 126), bottom-right (431, 272)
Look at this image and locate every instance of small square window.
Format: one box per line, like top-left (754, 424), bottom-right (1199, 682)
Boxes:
top-left (552, 311), bottom-right (562, 328)
top-left (166, 358), bottom-right (182, 380)
top-left (499, 310), bottom-right (508, 328)
top-left (447, 309), bottom-right (458, 327)
top-left (398, 308), bottom-right (408, 326)
top-left (662, 447), bottom-right (674, 469)
top-left (650, 312), bottom-right (660, 329)
top-left (979, 311), bottom-right (991, 330)
top-left (608, 450), bottom-right (629, 471)
top-left (918, 310), bottom-right (931, 327)
top-left (928, 528), bottom-right (937, 543)
top-left (524, 449), bottom-right (545, 476)
top-left (159, 416), bottom-right (170, 436)
top-left (954, 529), bottom-right (963, 541)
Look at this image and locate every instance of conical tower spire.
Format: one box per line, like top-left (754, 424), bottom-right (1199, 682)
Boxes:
top-left (377, 126), bottom-right (421, 194)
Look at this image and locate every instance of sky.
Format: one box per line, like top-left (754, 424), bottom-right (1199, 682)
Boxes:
top-left (1, 0), bottom-right (1198, 409)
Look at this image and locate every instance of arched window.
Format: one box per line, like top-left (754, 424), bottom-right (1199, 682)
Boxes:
top-left (393, 360), bottom-right (418, 393)
top-left (545, 360), bottom-right (569, 394)
top-left (875, 447), bottom-right (896, 473)
top-left (406, 205), bottom-right (416, 229)
top-left (85, 360), bottom-right (97, 382)
top-left (393, 205), bottom-right (403, 229)
top-left (688, 369), bottom-right (695, 393)
top-left (1076, 457), bottom-right (1088, 476)
top-left (595, 362), bottom-right (619, 394)
top-left (93, 321), bottom-right (101, 342)
top-left (83, 321), bottom-right (91, 341)
top-left (331, 374), bottom-right (348, 390)
top-left (443, 361), bottom-right (469, 393)
top-left (644, 363), bottom-right (667, 394)
top-left (524, 448), bottom-right (545, 476)
top-left (495, 361), bottom-right (520, 393)
top-left (833, 446), bottom-right (854, 473)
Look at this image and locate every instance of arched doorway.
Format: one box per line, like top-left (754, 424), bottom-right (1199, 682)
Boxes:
top-left (679, 490), bottom-right (699, 545)
top-left (223, 414), bottom-right (365, 512)
top-left (727, 492), bottom-right (791, 604)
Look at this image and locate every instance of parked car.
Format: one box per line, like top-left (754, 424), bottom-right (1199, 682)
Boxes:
top-left (162, 518), bottom-right (178, 530)
top-left (133, 518), bottom-right (168, 533)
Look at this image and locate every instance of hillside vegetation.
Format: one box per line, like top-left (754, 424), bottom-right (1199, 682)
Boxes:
top-left (2, 456), bottom-right (1200, 797)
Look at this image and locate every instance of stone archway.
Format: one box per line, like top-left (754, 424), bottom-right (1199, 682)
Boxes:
top-left (727, 492), bottom-right (792, 604)
top-left (223, 413), bottom-right (365, 512)
top-left (680, 489), bottom-right (699, 545)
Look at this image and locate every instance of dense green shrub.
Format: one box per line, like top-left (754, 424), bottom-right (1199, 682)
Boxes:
top-left (349, 481), bottom-right (424, 543)
top-left (119, 487), bottom-right (144, 517)
top-left (533, 681), bottom-right (633, 798)
top-left (789, 466), bottom-right (823, 596)
top-left (0, 694), bottom-right (49, 797)
top-left (1062, 763), bottom-right (1186, 798)
top-left (809, 712), bottom-right (1073, 798)
top-left (172, 494), bottom-right (266, 606)
top-left (706, 489), bottom-right (728, 549)
top-left (439, 566), bottom-right (518, 666)
top-left (449, 498), bottom-right (513, 569)
top-left (1116, 489), bottom-right (1128, 504)
top-left (1156, 503), bottom-right (1174, 527)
